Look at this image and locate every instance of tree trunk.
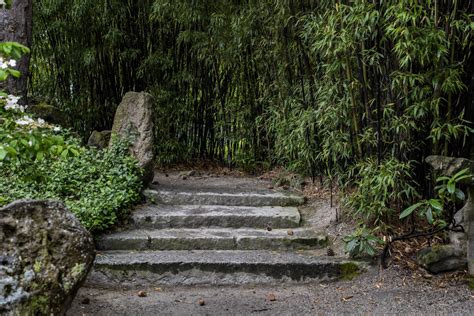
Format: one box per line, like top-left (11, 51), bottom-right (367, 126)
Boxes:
top-left (0, 0), bottom-right (32, 102)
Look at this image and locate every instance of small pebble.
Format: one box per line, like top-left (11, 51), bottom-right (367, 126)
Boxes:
top-left (287, 229), bottom-right (294, 236)
top-left (198, 299), bottom-right (206, 306)
top-left (137, 291), bottom-right (147, 297)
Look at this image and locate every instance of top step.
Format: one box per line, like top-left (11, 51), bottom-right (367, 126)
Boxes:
top-left (144, 188), bottom-right (305, 207)
top-left (147, 172), bottom-right (306, 206)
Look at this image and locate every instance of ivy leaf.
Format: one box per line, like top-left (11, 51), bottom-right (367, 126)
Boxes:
top-left (0, 148), bottom-right (7, 160)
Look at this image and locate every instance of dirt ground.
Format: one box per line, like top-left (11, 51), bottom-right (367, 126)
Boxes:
top-left (69, 263), bottom-right (474, 315)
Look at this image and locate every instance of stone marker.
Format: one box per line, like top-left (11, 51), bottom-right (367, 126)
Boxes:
top-left (0, 200), bottom-right (95, 315)
top-left (425, 155), bottom-right (474, 275)
top-left (111, 92), bottom-right (155, 185)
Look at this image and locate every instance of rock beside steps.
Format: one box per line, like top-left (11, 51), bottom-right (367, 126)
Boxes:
top-left (87, 184), bottom-right (364, 288)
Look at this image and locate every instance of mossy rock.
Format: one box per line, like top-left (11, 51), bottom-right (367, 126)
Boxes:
top-left (417, 244), bottom-right (467, 274)
top-left (87, 130), bottom-right (112, 149)
top-left (0, 200), bottom-right (95, 315)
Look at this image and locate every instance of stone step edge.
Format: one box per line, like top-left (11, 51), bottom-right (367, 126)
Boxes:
top-left (95, 228), bottom-right (328, 251)
top-left (87, 250), bottom-right (366, 287)
top-left (144, 189), bottom-right (306, 206)
top-left (130, 204), bottom-right (301, 229)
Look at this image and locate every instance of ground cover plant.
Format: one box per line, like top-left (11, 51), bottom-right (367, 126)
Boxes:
top-left (0, 41), bottom-right (143, 233)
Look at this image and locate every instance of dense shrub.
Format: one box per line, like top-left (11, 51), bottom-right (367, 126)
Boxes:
top-left (1, 42), bottom-right (143, 233)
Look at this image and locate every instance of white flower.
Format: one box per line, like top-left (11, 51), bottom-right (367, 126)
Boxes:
top-left (3, 95), bottom-right (24, 112)
top-left (8, 59), bottom-right (16, 67)
top-left (28, 140), bottom-right (33, 147)
top-left (0, 62), bottom-right (7, 70)
top-left (15, 116), bottom-right (34, 126)
top-left (53, 126), bottom-right (61, 132)
top-left (0, 0), bottom-right (5, 6)
top-left (37, 118), bottom-right (45, 125)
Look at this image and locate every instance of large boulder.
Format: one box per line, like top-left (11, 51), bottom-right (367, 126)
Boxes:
top-left (111, 92), bottom-right (155, 185)
top-left (0, 200), bottom-right (95, 315)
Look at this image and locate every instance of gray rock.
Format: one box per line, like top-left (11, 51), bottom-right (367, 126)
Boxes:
top-left (0, 200), bottom-right (95, 315)
top-left (87, 130), bottom-right (111, 149)
top-left (425, 155), bottom-right (474, 184)
top-left (130, 204), bottom-right (301, 229)
top-left (111, 92), bottom-right (155, 185)
top-left (144, 188), bottom-right (305, 207)
top-left (416, 245), bottom-right (466, 274)
top-left (95, 228), bottom-right (327, 251)
top-left (466, 186), bottom-right (474, 275)
top-left (87, 250), bottom-right (365, 288)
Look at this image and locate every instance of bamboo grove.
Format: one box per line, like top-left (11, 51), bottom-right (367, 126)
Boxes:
top-left (31, 0), bottom-right (473, 226)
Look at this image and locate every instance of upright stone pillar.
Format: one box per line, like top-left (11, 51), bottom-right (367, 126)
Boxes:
top-left (425, 156), bottom-right (474, 275)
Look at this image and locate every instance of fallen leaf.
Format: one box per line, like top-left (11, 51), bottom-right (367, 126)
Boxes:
top-left (154, 287), bottom-right (163, 292)
top-left (266, 293), bottom-right (277, 302)
top-left (342, 296), bottom-right (353, 302)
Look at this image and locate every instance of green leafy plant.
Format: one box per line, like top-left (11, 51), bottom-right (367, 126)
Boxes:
top-left (343, 226), bottom-right (384, 258)
top-left (400, 168), bottom-right (471, 228)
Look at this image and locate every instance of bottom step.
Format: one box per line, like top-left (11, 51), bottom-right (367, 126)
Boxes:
top-left (87, 250), bottom-right (365, 288)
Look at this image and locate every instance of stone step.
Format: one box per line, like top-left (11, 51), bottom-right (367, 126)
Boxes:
top-left (144, 188), bottom-right (305, 207)
top-left (130, 204), bottom-right (301, 229)
top-left (95, 228), bottom-right (327, 251)
top-left (87, 250), bottom-right (364, 287)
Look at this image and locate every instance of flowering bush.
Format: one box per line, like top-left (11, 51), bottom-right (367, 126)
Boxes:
top-left (0, 42), bottom-right (143, 232)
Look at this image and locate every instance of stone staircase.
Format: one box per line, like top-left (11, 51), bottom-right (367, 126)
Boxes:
top-left (87, 174), bottom-right (363, 288)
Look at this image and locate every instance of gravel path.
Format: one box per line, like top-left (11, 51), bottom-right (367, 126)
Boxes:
top-left (69, 264), bottom-right (474, 315)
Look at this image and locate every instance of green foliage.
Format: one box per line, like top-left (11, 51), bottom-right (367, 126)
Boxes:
top-left (344, 158), bottom-right (418, 226)
top-left (0, 42), bottom-right (29, 81)
top-left (1, 42), bottom-right (142, 233)
top-left (0, 138), bottom-right (143, 232)
top-left (30, 1), bottom-right (473, 230)
top-left (343, 226), bottom-right (384, 258)
top-left (400, 168), bottom-right (471, 228)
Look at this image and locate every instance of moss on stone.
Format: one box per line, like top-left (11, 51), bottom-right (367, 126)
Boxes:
top-left (340, 262), bottom-right (360, 280)
top-left (22, 294), bottom-right (49, 315)
top-left (466, 276), bottom-right (474, 290)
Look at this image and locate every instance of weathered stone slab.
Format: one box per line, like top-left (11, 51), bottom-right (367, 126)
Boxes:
top-left (425, 155), bottom-right (474, 184)
top-left (95, 228), bottom-right (327, 251)
top-left (416, 245), bottom-right (466, 274)
top-left (144, 189), bottom-right (305, 207)
top-left (131, 204), bottom-right (301, 229)
top-left (111, 92), bottom-right (155, 184)
top-left (87, 130), bottom-right (111, 149)
top-left (0, 200), bottom-right (95, 315)
top-left (88, 250), bottom-right (364, 287)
